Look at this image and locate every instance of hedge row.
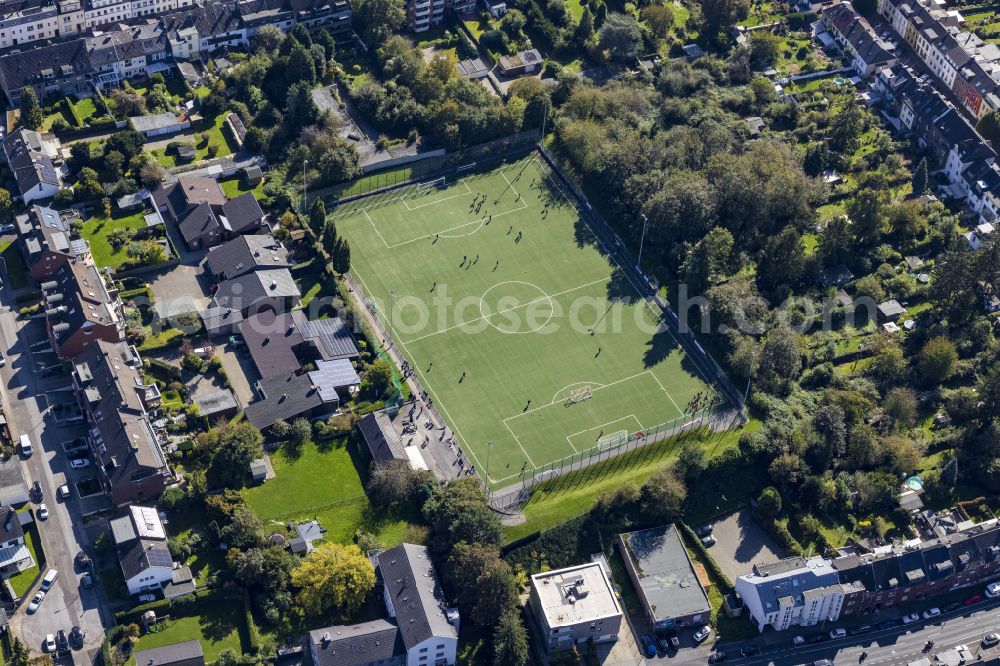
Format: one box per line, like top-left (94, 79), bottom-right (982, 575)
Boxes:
top-left (62, 97), bottom-right (84, 127)
top-left (120, 286), bottom-right (153, 302)
top-left (244, 588), bottom-right (261, 654)
top-left (141, 330), bottom-right (186, 352)
top-left (113, 588), bottom-right (216, 622)
top-left (679, 522), bottom-right (734, 594)
top-left (148, 357), bottom-right (182, 381)
top-left (765, 518), bottom-right (804, 556)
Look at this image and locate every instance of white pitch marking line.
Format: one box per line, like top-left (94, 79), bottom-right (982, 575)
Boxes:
top-left (504, 370), bottom-right (664, 422)
top-left (565, 414), bottom-right (642, 450)
top-left (402, 276), bottom-right (607, 344)
top-left (403, 180), bottom-right (472, 211)
top-left (550, 380), bottom-right (608, 404)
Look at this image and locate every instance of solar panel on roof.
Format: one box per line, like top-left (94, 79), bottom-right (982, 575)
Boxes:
top-left (146, 547), bottom-right (173, 567)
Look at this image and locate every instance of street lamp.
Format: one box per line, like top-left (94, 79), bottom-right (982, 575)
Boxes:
top-left (637, 213), bottom-right (649, 273)
top-left (302, 159), bottom-right (309, 214)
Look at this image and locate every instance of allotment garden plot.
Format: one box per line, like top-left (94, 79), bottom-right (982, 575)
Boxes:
top-left (338, 156), bottom-right (716, 486)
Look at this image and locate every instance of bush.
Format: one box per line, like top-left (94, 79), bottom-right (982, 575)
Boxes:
top-left (244, 588), bottom-right (261, 654)
top-left (148, 357), bottom-right (182, 381)
top-left (679, 522), bottom-right (734, 593)
top-left (766, 518), bottom-right (804, 556)
top-left (63, 97), bottom-right (84, 126)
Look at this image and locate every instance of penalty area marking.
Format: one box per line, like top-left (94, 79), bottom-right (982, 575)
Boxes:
top-left (565, 414), bottom-right (644, 452)
top-left (402, 180), bottom-right (473, 211)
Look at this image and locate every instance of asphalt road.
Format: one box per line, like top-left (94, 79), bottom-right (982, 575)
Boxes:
top-left (649, 597), bottom-right (1000, 665)
top-left (0, 254), bottom-right (110, 658)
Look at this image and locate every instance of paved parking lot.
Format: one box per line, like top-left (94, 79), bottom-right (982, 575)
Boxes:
top-left (148, 264), bottom-right (211, 321)
top-left (707, 508), bottom-right (785, 581)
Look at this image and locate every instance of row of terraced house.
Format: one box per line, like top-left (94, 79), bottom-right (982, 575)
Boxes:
top-left (0, 0), bottom-right (352, 105)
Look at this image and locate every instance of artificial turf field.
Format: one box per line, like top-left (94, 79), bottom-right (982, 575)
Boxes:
top-left (337, 154), bottom-right (715, 487)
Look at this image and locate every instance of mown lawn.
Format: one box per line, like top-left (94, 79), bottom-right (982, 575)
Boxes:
top-left (8, 526), bottom-right (43, 598)
top-left (220, 176), bottom-right (266, 201)
top-left (126, 599), bottom-right (249, 665)
top-left (153, 113), bottom-right (238, 168)
top-left (242, 439), bottom-right (422, 546)
top-left (80, 211), bottom-right (148, 267)
top-left (503, 419), bottom-right (761, 542)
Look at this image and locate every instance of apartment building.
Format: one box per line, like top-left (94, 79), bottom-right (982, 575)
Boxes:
top-left (736, 557), bottom-right (866, 632)
top-left (406, 0), bottom-right (472, 32)
top-left (822, 2), bottom-right (896, 77)
top-left (73, 339), bottom-right (169, 505)
top-left (529, 562), bottom-right (623, 652)
top-left (878, 0), bottom-right (1000, 119)
top-left (42, 260), bottom-right (126, 359)
top-left (15, 205), bottom-right (91, 280)
top-left (0, 0), bottom-right (84, 49)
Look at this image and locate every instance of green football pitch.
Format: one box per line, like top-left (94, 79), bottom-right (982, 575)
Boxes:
top-left (337, 155), bottom-right (717, 487)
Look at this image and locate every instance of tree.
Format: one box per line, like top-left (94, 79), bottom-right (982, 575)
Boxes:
top-left (883, 388), bottom-right (918, 430)
top-left (639, 468), bottom-right (687, 523)
top-left (748, 31), bottom-right (780, 68)
top-left (494, 609), bottom-right (529, 666)
top-left (641, 3), bottom-right (674, 39)
top-left (252, 25), bottom-right (285, 53)
top-left (447, 542), bottom-right (518, 625)
top-left (756, 226), bottom-right (805, 299)
top-left (867, 336), bottom-right (908, 388)
top-left (224, 506), bottom-right (266, 549)
top-left (0, 188), bottom-right (12, 222)
top-left (204, 421), bottom-right (265, 489)
top-left (283, 81), bottom-right (320, 133)
top-left (697, 0), bottom-right (749, 37)
top-left (499, 8), bottom-right (527, 36)
top-left (675, 442), bottom-right (708, 481)
top-left (829, 103), bottom-right (864, 155)
top-left (423, 478), bottom-right (503, 554)
top-left (769, 453), bottom-right (808, 494)
top-left (576, 6), bottom-right (595, 42)
top-left (309, 197), bottom-right (327, 233)
top-left (19, 87), bottom-right (43, 130)
top-left (760, 328), bottom-right (804, 380)
top-left (355, 0), bottom-right (406, 47)
top-left (215, 650), bottom-right (239, 666)
top-left (286, 43), bottom-right (318, 87)
top-left (941, 457), bottom-right (959, 487)
top-left (918, 335), bottom-right (958, 384)
top-left (847, 188), bottom-right (888, 247)
top-left (102, 150), bottom-right (126, 182)
top-left (291, 543), bottom-right (376, 615)
top-left (125, 240), bottom-right (167, 266)
top-left (911, 156), bottom-right (928, 195)
top-left (317, 139), bottom-right (362, 184)
top-left (140, 162), bottom-right (165, 189)
top-left (599, 13), bottom-right (643, 61)
top-left (978, 108), bottom-right (1000, 146)
top-left (757, 486), bottom-right (782, 517)
top-left (367, 460), bottom-right (427, 507)
top-left (106, 129), bottom-right (145, 161)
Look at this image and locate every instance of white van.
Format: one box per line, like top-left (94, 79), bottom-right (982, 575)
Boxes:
top-left (19, 434), bottom-right (32, 457)
top-left (41, 569), bottom-right (58, 590)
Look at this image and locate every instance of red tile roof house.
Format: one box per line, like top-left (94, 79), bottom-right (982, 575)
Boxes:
top-left (41, 261), bottom-right (126, 360)
top-left (16, 205), bottom-right (91, 281)
top-left (152, 175), bottom-right (265, 250)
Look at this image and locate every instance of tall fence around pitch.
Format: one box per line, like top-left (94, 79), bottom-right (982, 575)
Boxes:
top-left (487, 404), bottom-right (718, 511)
top-left (319, 129), bottom-right (542, 219)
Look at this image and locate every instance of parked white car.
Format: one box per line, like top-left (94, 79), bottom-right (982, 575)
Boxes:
top-left (987, 582), bottom-right (1000, 598)
top-left (38, 504), bottom-right (48, 520)
top-left (693, 626), bottom-right (711, 643)
top-left (901, 613), bottom-right (920, 624)
top-left (44, 634), bottom-right (55, 653)
top-left (829, 628), bottom-right (847, 640)
top-left (793, 636), bottom-right (806, 646)
top-left (27, 591), bottom-right (44, 613)
top-left (982, 633), bottom-right (1000, 648)
top-left (70, 458), bottom-right (90, 469)
top-left (922, 608), bottom-right (941, 620)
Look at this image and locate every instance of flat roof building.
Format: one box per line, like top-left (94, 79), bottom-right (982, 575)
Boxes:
top-left (529, 562), bottom-right (623, 653)
top-left (616, 525), bottom-right (711, 630)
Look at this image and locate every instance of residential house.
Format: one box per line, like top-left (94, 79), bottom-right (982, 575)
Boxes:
top-left (155, 177), bottom-right (264, 250)
top-left (1, 128), bottom-right (63, 204)
top-left (963, 221), bottom-right (995, 249)
top-left (244, 370), bottom-right (339, 429)
top-left (308, 543), bottom-right (459, 666)
top-left (0, 37), bottom-right (91, 105)
top-left (238, 309), bottom-right (358, 377)
top-left (0, 458), bottom-right (30, 506)
top-left (0, 507), bottom-right (32, 578)
top-left (16, 205), bottom-right (90, 280)
top-left (735, 556), bottom-right (866, 632)
top-left (73, 340), bottom-right (168, 506)
top-left (133, 640), bottom-right (205, 666)
top-left (823, 2), bottom-right (896, 77)
top-left (110, 504), bottom-right (185, 595)
top-left (528, 562), bottom-right (623, 652)
top-left (0, 0), bottom-right (84, 49)
top-left (616, 525), bottom-right (711, 630)
top-left (877, 299), bottom-right (908, 322)
top-left (204, 234), bottom-right (290, 282)
top-left (212, 268), bottom-right (300, 316)
top-left (42, 261), bottom-right (125, 359)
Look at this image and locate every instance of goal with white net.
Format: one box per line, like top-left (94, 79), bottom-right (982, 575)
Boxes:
top-left (567, 386), bottom-right (592, 403)
top-left (597, 430), bottom-right (628, 450)
top-left (456, 162), bottom-right (477, 174)
top-left (414, 177), bottom-right (446, 194)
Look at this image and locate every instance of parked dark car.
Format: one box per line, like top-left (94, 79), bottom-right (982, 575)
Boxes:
top-left (31, 481), bottom-right (42, 501)
top-left (710, 652), bottom-right (728, 663)
top-left (877, 619), bottom-right (900, 630)
top-left (942, 601), bottom-right (961, 613)
top-left (964, 594), bottom-right (983, 606)
top-left (807, 633), bottom-right (829, 644)
top-left (849, 624), bottom-right (872, 635)
top-left (56, 630), bottom-right (68, 652)
top-left (696, 524), bottom-right (714, 537)
top-left (740, 646), bottom-right (761, 657)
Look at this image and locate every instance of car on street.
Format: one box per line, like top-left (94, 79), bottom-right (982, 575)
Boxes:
top-left (58, 484), bottom-right (71, 500)
top-left (19, 434), bottom-right (32, 457)
top-left (740, 645), bottom-right (761, 657)
top-left (69, 626), bottom-right (84, 649)
top-left (0, 224), bottom-right (15, 235)
top-left (813, 661), bottom-right (834, 666)
top-left (987, 582), bottom-right (1000, 598)
top-left (640, 634), bottom-right (657, 658)
top-left (44, 635), bottom-right (56, 653)
top-left (877, 619), bottom-right (900, 630)
top-left (829, 628), bottom-right (847, 640)
top-left (902, 613), bottom-right (921, 624)
top-left (701, 534), bottom-right (717, 547)
top-left (983, 633), bottom-right (1000, 648)
top-left (31, 481), bottom-right (42, 501)
top-left (69, 458), bottom-right (90, 469)
top-left (942, 601), bottom-right (961, 613)
top-left (81, 573), bottom-right (93, 588)
top-left (964, 594), bottom-right (983, 606)
top-left (709, 652), bottom-right (728, 663)
top-left (41, 568), bottom-right (58, 590)
top-left (27, 591), bottom-right (44, 613)
top-left (693, 626), bottom-right (711, 643)
top-left (793, 636), bottom-right (806, 646)
top-left (849, 624), bottom-right (872, 635)
top-left (922, 607), bottom-right (941, 620)
top-left (806, 633), bottom-right (828, 644)
top-left (56, 630), bottom-right (68, 652)
top-left (37, 503), bottom-right (48, 520)
top-left (0, 351), bottom-right (5, 367)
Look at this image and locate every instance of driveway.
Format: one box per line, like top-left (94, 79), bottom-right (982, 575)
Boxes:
top-left (148, 264), bottom-right (211, 324)
top-left (707, 508), bottom-right (785, 581)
